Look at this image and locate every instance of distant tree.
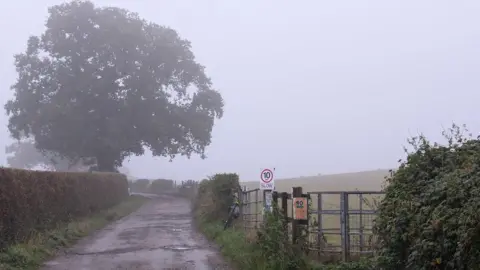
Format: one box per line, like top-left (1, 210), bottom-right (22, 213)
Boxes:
top-left (5, 1), bottom-right (224, 172)
top-left (130, 179), bottom-right (151, 193)
top-left (5, 139), bottom-right (89, 171)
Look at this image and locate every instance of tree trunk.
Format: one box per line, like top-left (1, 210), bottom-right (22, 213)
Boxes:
top-left (95, 154), bottom-right (116, 172)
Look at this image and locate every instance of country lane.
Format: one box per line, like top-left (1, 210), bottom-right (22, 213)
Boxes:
top-left (41, 194), bottom-right (228, 270)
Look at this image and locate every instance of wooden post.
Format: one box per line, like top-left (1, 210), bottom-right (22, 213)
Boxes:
top-left (272, 191), bottom-right (279, 209)
top-left (255, 189), bottom-right (259, 229)
top-left (281, 192), bottom-right (289, 241)
top-left (292, 186), bottom-right (303, 245)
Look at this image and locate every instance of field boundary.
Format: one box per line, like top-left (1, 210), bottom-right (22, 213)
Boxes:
top-left (238, 186), bottom-right (384, 262)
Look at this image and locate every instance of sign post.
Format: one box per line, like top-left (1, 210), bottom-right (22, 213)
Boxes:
top-left (260, 168), bottom-right (275, 213)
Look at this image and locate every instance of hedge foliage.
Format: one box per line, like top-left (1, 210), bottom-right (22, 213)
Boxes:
top-left (129, 179), bottom-right (151, 193)
top-left (149, 179), bottom-right (175, 194)
top-left (0, 168), bottom-right (128, 250)
top-left (193, 173), bottom-right (240, 223)
top-left (375, 125), bottom-right (480, 269)
top-left (178, 179), bottom-right (199, 200)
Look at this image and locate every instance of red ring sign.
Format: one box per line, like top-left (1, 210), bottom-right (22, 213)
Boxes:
top-left (260, 169), bottom-right (274, 183)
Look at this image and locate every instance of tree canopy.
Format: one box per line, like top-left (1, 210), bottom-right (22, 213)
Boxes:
top-left (5, 1), bottom-right (224, 172)
top-left (5, 139), bottom-right (89, 171)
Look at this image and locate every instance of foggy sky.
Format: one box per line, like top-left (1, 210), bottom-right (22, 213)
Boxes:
top-left (1, 0), bottom-right (480, 181)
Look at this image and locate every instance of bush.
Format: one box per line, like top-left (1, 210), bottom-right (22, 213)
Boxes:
top-left (375, 124), bottom-right (480, 269)
top-left (256, 210), bottom-right (308, 270)
top-left (193, 173), bottom-right (240, 223)
top-left (149, 179), bottom-right (174, 194)
top-left (178, 179), bottom-right (199, 200)
top-left (129, 179), bottom-right (151, 193)
top-left (0, 168), bottom-right (128, 250)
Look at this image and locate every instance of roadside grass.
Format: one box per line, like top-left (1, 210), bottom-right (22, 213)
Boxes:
top-left (0, 195), bottom-right (149, 270)
top-left (199, 220), bottom-right (375, 270)
top-left (199, 221), bottom-right (262, 270)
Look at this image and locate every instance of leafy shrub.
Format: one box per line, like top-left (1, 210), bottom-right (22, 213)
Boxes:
top-left (129, 179), bottom-right (151, 193)
top-left (193, 173), bottom-right (240, 223)
top-left (178, 179), bottom-right (199, 200)
top-left (375, 124), bottom-right (480, 269)
top-left (256, 208), bottom-right (308, 270)
top-left (149, 179), bottom-right (174, 194)
top-left (312, 258), bottom-right (375, 270)
top-left (0, 168), bottom-right (128, 250)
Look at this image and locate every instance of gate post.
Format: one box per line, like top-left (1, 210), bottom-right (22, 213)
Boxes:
top-left (255, 189), bottom-right (259, 229)
top-left (272, 191), bottom-right (279, 208)
top-left (292, 187), bottom-right (303, 245)
top-left (340, 192), bottom-right (350, 261)
top-left (281, 192), bottom-right (289, 241)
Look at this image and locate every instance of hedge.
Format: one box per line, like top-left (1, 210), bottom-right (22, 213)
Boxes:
top-left (149, 179), bottom-right (174, 194)
top-left (129, 179), bottom-right (151, 193)
top-left (178, 179), bottom-right (198, 200)
top-left (375, 126), bottom-right (480, 269)
top-left (192, 173), bottom-right (240, 224)
top-left (0, 168), bottom-right (128, 250)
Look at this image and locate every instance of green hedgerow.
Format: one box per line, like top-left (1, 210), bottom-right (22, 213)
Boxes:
top-left (375, 124), bottom-right (480, 269)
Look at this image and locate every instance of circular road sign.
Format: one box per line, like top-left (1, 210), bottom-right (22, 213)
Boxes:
top-left (260, 169), bottom-right (274, 183)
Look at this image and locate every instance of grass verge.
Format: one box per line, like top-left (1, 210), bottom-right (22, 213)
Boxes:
top-left (199, 220), bottom-right (375, 270)
top-left (199, 221), bottom-right (260, 269)
top-left (198, 219), bottom-right (309, 270)
top-left (0, 195), bottom-right (149, 270)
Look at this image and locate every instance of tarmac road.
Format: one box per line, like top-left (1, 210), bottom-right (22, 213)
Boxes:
top-left (41, 194), bottom-right (228, 270)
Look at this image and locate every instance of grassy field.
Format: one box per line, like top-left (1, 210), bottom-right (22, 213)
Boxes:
top-left (239, 169), bottom-right (389, 250)
top-left (241, 169), bottom-right (389, 192)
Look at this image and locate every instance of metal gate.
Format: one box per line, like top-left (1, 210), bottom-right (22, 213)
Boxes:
top-left (307, 191), bottom-right (384, 261)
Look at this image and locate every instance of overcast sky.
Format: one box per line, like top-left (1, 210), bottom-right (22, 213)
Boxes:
top-left (1, 0), bottom-right (480, 181)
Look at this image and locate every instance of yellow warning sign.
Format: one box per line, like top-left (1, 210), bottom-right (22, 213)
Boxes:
top-left (293, 197), bottom-right (307, 220)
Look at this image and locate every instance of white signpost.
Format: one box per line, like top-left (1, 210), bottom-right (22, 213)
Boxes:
top-left (260, 168), bottom-right (275, 213)
top-left (260, 168), bottom-right (275, 190)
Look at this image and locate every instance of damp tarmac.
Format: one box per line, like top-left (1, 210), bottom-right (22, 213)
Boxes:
top-left (41, 194), bottom-right (229, 270)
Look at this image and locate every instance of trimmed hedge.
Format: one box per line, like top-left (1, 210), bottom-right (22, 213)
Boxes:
top-left (0, 168), bottom-right (128, 250)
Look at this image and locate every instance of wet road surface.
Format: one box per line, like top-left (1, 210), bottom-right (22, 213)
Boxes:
top-left (41, 194), bottom-right (228, 270)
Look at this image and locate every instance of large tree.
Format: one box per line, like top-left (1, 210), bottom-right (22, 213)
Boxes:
top-left (5, 1), bottom-right (224, 172)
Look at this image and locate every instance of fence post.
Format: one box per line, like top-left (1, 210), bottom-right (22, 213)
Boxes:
top-left (292, 186), bottom-right (302, 245)
top-left (340, 192), bottom-right (350, 261)
top-left (317, 193), bottom-right (323, 251)
top-left (272, 191), bottom-right (279, 207)
top-left (240, 186), bottom-right (247, 216)
top-left (281, 192), bottom-right (289, 241)
top-left (359, 193), bottom-right (364, 253)
top-left (241, 186), bottom-right (247, 231)
top-left (255, 189), bottom-right (259, 229)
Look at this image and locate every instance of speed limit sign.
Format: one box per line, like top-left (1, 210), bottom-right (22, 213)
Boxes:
top-left (260, 168), bottom-right (275, 190)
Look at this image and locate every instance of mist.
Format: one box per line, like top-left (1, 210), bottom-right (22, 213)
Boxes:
top-left (1, 0), bottom-right (480, 181)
